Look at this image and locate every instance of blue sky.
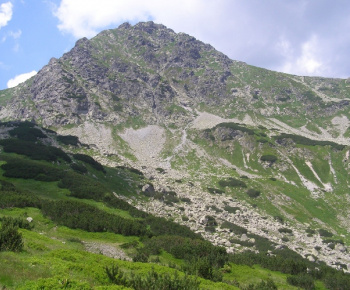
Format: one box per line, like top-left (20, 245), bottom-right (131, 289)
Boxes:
top-left (1, 0), bottom-right (350, 90)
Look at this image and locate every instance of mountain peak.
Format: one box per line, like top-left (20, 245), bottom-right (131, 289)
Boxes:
top-left (0, 21), bottom-right (349, 135)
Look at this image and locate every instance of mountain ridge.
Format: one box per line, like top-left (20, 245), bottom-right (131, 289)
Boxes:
top-left (1, 21), bottom-right (349, 132)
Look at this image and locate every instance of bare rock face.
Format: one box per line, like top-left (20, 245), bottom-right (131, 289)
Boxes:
top-left (1, 21), bottom-right (349, 131)
top-left (0, 21), bottom-right (234, 128)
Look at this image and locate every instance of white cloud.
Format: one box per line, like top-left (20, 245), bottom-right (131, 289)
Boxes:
top-left (7, 70), bottom-right (37, 88)
top-left (54, 0), bottom-right (151, 38)
top-left (0, 2), bottom-right (13, 29)
top-left (54, 0), bottom-right (230, 38)
top-left (278, 36), bottom-right (329, 76)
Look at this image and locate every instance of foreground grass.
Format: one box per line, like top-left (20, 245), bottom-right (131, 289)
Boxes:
top-left (0, 207), bottom-right (313, 289)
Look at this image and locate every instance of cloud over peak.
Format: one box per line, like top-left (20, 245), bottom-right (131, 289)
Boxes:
top-left (7, 71), bottom-right (37, 88)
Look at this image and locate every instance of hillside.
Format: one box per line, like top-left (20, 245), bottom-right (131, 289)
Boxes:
top-left (0, 21), bottom-right (350, 289)
top-left (1, 121), bottom-right (342, 289)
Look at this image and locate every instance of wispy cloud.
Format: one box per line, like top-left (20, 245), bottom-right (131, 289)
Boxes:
top-left (0, 61), bottom-right (9, 70)
top-left (7, 70), bottom-right (37, 88)
top-left (0, 2), bottom-right (13, 30)
top-left (2, 29), bottom-right (22, 42)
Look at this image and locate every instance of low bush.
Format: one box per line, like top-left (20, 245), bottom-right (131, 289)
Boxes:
top-left (210, 205), bottom-right (223, 213)
top-left (144, 216), bottom-right (201, 239)
top-left (274, 215), bottom-right (284, 224)
top-left (224, 205), bottom-right (240, 214)
top-left (0, 186), bottom-right (41, 209)
top-left (1, 157), bottom-right (63, 181)
top-left (58, 171), bottom-right (108, 200)
top-left (9, 126), bottom-right (47, 141)
top-left (221, 221), bottom-right (247, 235)
top-left (287, 274), bottom-right (315, 290)
top-left (318, 229), bottom-right (333, 237)
top-left (0, 216), bottom-right (33, 230)
top-left (278, 228), bottom-right (293, 234)
top-left (41, 199), bottom-right (146, 236)
top-left (105, 264), bottom-right (200, 289)
top-left (0, 220), bottom-right (23, 252)
top-left (103, 193), bottom-right (149, 218)
top-left (70, 162), bottom-right (88, 174)
top-left (274, 133), bottom-right (345, 150)
top-left (180, 197), bottom-right (191, 203)
top-left (245, 278), bottom-right (278, 290)
top-left (205, 215), bottom-right (217, 227)
top-left (306, 228), bottom-right (315, 235)
top-left (117, 166), bottom-right (143, 176)
top-left (260, 154), bottom-right (278, 163)
top-left (182, 215), bottom-right (189, 221)
top-left (246, 189), bottom-right (261, 198)
top-left (0, 139), bottom-right (71, 162)
top-left (214, 122), bottom-right (255, 135)
top-left (218, 178), bottom-right (247, 188)
top-left (205, 226), bottom-right (216, 232)
top-left (57, 135), bottom-right (80, 146)
top-left (139, 235), bottom-right (227, 281)
top-left (73, 153), bottom-right (105, 173)
top-left (322, 238), bottom-right (344, 245)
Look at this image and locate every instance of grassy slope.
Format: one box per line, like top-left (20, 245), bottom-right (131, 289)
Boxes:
top-left (183, 124), bottom-right (350, 244)
top-left (0, 122), bottom-right (340, 289)
top-left (0, 208), bottom-right (304, 289)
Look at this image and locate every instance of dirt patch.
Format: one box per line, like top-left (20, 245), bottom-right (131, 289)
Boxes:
top-left (119, 125), bottom-right (165, 164)
top-left (83, 241), bottom-right (131, 261)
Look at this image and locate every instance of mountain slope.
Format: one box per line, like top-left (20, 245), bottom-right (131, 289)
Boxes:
top-left (0, 21), bottom-right (350, 275)
top-left (3, 121), bottom-right (343, 289)
top-left (1, 21), bottom-right (349, 139)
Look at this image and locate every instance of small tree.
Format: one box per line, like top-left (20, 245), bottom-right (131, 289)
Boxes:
top-left (0, 223), bottom-right (24, 252)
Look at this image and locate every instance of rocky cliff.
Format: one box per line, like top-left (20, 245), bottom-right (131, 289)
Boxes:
top-left (1, 21), bottom-right (349, 136)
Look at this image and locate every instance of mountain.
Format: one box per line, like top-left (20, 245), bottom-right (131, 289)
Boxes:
top-left (1, 21), bottom-right (350, 288)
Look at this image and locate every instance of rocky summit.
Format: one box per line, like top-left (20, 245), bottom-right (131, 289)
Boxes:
top-left (1, 21), bottom-right (350, 276)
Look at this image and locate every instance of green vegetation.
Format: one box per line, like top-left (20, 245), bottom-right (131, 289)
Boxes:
top-left (57, 134), bottom-right (81, 146)
top-left (274, 133), bottom-right (345, 150)
top-left (278, 228), bottom-right (293, 234)
top-left (260, 154), bottom-right (278, 163)
top-left (105, 264), bottom-right (200, 289)
top-left (0, 217), bottom-right (26, 252)
top-left (0, 121), bottom-right (349, 289)
top-left (318, 229), bottom-right (333, 238)
top-left (73, 153), bottom-right (106, 173)
top-left (0, 139), bottom-right (71, 162)
top-left (246, 189), bottom-right (261, 198)
top-left (9, 126), bottom-right (47, 141)
top-left (218, 178), bottom-right (247, 188)
top-left (214, 122), bottom-right (255, 136)
top-left (224, 206), bottom-right (240, 214)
